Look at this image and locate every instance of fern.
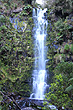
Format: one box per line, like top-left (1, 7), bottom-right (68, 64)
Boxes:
top-left (65, 78), bottom-right (73, 92)
top-left (65, 85), bottom-right (73, 92)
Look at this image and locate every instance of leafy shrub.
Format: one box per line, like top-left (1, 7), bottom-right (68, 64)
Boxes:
top-left (45, 74), bottom-right (72, 109)
top-left (54, 62), bottom-right (73, 77)
top-left (65, 78), bottom-right (73, 92)
top-left (23, 5), bottom-right (32, 13)
top-left (45, 62), bottom-right (73, 109)
top-left (64, 44), bottom-right (70, 52)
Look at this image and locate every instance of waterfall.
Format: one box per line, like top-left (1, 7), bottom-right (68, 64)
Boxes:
top-left (30, 8), bottom-right (48, 99)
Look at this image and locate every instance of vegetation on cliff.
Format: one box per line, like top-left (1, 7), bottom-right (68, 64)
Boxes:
top-left (0, 0), bottom-right (34, 109)
top-left (45, 0), bottom-right (73, 109)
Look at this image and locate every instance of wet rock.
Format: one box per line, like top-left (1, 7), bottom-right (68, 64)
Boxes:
top-left (17, 98), bottom-right (46, 109)
top-left (48, 105), bottom-right (57, 110)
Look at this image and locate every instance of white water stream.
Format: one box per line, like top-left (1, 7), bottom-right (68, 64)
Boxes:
top-left (30, 8), bottom-right (48, 99)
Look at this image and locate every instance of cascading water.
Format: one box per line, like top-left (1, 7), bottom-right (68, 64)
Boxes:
top-left (30, 8), bottom-right (48, 99)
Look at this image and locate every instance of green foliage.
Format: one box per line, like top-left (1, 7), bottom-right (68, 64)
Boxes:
top-left (0, 5), bottom-right (33, 109)
top-left (65, 78), bottom-right (73, 92)
top-left (24, 4), bottom-right (32, 10)
top-left (0, 15), bottom-right (7, 24)
top-left (53, 62), bottom-right (73, 90)
top-left (54, 54), bottom-right (65, 63)
top-left (45, 74), bottom-right (72, 109)
top-left (55, 0), bottom-right (73, 14)
top-left (46, 0), bottom-right (73, 109)
top-left (54, 18), bottom-right (72, 38)
top-left (65, 85), bottom-right (73, 92)
top-left (4, 3), bottom-right (9, 9)
top-left (54, 62), bottom-right (73, 76)
top-left (64, 44), bottom-right (70, 51)
top-left (70, 44), bottom-right (73, 54)
top-left (54, 19), bottom-right (64, 31)
top-left (0, 0), bottom-right (33, 109)
top-left (21, 5), bottom-right (32, 16)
